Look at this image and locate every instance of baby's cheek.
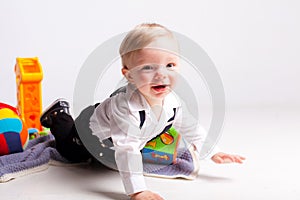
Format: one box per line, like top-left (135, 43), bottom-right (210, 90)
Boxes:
top-left (169, 76), bottom-right (177, 87)
top-left (138, 76), bottom-right (153, 86)
top-left (135, 78), bottom-right (149, 89)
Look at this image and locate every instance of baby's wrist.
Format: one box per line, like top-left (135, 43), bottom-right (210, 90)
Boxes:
top-left (130, 191), bottom-right (144, 197)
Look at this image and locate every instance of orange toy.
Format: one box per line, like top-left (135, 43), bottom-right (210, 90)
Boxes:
top-left (14, 57), bottom-right (43, 131)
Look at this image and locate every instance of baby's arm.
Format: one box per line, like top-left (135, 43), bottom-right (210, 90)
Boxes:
top-left (113, 140), bottom-right (164, 199)
top-left (173, 102), bottom-right (246, 164)
top-left (110, 117), bottom-right (160, 197)
top-left (112, 136), bottom-right (146, 195)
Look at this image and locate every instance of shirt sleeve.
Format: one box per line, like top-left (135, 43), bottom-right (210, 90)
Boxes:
top-left (89, 96), bottom-right (148, 195)
top-left (109, 97), bottom-right (148, 195)
top-left (173, 102), bottom-right (221, 159)
top-left (111, 131), bottom-right (147, 195)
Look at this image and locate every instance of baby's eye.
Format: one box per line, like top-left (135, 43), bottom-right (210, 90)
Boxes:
top-left (166, 63), bottom-right (176, 69)
top-left (141, 65), bottom-right (154, 70)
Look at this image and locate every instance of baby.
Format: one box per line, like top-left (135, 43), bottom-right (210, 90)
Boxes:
top-left (40, 23), bottom-right (245, 200)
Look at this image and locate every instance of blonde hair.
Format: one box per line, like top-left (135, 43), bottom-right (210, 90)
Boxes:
top-left (119, 23), bottom-right (177, 68)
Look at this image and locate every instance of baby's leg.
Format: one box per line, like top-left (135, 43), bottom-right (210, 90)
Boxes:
top-left (75, 104), bottom-right (118, 169)
top-left (40, 99), bottom-right (91, 162)
top-left (50, 113), bottom-right (91, 162)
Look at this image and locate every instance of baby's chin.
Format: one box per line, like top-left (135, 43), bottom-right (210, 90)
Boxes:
top-left (140, 91), bottom-right (171, 106)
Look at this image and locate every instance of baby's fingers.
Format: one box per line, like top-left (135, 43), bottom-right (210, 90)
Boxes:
top-left (213, 156), bottom-right (224, 163)
top-left (234, 155), bottom-right (246, 164)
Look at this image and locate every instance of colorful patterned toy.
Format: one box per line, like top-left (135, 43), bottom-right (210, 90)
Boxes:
top-left (142, 127), bottom-right (181, 165)
top-left (0, 102), bottom-right (29, 156)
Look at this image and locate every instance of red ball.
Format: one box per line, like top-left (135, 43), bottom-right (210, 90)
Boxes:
top-left (0, 102), bottom-right (29, 155)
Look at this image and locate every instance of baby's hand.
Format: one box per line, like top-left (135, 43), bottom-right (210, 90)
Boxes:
top-left (130, 190), bottom-right (164, 200)
top-left (211, 152), bottom-right (246, 164)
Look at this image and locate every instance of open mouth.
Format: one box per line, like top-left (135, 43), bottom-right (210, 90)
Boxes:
top-left (151, 85), bottom-right (169, 92)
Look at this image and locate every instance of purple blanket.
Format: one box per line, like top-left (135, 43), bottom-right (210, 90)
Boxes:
top-left (0, 135), bottom-right (199, 182)
top-left (0, 135), bottom-right (70, 182)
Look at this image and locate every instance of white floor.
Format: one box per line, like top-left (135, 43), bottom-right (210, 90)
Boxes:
top-left (0, 107), bottom-right (299, 200)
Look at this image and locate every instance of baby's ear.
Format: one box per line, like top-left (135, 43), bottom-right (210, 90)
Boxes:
top-left (121, 67), bottom-right (128, 76)
top-left (122, 67), bottom-right (134, 83)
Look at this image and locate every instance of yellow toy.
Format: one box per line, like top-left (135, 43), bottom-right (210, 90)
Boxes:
top-left (14, 57), bottom-right (43, 131)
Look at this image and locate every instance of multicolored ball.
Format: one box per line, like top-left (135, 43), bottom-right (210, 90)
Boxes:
top-left (0, 102), bottom-right (29, 156)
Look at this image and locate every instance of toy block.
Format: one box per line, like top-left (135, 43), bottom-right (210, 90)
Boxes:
top-left (14, 57), bottom-right (43, 131)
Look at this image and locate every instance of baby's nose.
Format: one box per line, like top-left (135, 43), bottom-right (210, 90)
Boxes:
top-left (154, 67), bottom-right (168, 78)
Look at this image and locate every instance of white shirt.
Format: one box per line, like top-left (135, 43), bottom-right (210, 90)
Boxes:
top-left (89, 83), bottom-right (219, 195)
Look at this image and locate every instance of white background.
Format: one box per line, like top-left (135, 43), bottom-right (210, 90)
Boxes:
top-left (0, 1), bottom-right (300, 199)
top-left (1, 0), bottom-right (299, 109)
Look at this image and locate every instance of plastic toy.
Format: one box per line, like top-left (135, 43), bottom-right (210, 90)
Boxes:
top-left (15, 57), bottom-right (43, 131)
top-left (0, 102), bottom-right (29, 156)
top-left (28, 127), bottom-right (50, 140)
top-left (28, 128), bottom-right (39, 140)
top-left (39, 128), bottom-right (50, 137)
top-left (142, 127), bottom-right (181, 165)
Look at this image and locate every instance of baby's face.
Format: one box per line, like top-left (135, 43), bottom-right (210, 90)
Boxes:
top-left (126, 45), bottom-right (179, 106)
